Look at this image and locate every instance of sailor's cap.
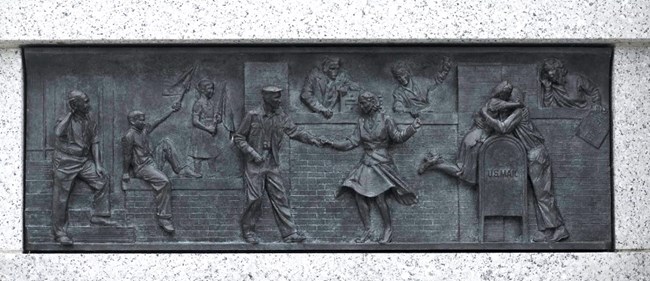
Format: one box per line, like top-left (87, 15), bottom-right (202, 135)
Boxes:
top-left (261, 86), bottom-right (283, 94)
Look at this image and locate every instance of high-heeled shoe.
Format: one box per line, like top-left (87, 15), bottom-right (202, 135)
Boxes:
top-left (378, 228), bottom-right (393, 244)
top-left (355, 230), bottom-right (372, 243)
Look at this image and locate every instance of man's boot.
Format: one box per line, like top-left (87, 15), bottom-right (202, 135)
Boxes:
top-left (283, 232), bottom-right (306, 243)
top-left (90, 216), bottom-right (118, 226)
top-left (179, 166), bottom-right (202, 178)
top-left (549, 225), bottom-right (570, 242)
top-left (532, 229), bottom-right (553, 242)
top-left (243, 232), bottom-right (260, 244)
top-left (167, 154), bottom-right (201, 178)
top-left (55, 234), bottom-right (74, 246)
top-left (158, 218), bottom-right (175, 233)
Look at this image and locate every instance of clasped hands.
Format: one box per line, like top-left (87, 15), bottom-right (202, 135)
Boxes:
top-left (250, 138), bottom-right (330, 162)
top-left (314, 118), bottom-right (421, 148)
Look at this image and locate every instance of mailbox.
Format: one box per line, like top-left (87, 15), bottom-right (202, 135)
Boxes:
top-left (478, 135), bottom-right (528, 242)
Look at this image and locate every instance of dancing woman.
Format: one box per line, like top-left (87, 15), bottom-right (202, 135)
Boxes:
top-left (325, 91), bottom-right (421, 243)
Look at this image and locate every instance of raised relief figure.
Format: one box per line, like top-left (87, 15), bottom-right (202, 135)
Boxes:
top-left (52, 90), bottom-right (116, 246)
top-left (121, 102), bottom-right (201, 234)
top-left (23, 47), bottom-right (614, 252)
top-left (189, 79), bottom-right (235, 175)
top-left (300, 57), bottom-right (363, 119)
top-left (418, 81), bottom-right (524, 185)
top-left (479, 81), bottom-right (569, 242)
top-left (540, 58), bottom-right (603, 110)
top-left (324, 92), bottom-right (421, 244)
top-left (391, 57), bottom-right (452, 117)
top-left (233, 86), bottom-right (329, 244)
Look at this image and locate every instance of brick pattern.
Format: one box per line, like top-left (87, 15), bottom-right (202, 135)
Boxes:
top-left (121, 121), bottom-right (465, 244)
top-left (288, 123), bottom-right (460, 243)
top-left (24, 177), bottom-right (132, 243)
top-left (458, 64), bottom-right (612, 242)
top-left (23, 59), bottom-right (612, 246)
top-left (26, 118), bottom-right (611, 244)
top-left (125, 189), bottom-right (243, 242)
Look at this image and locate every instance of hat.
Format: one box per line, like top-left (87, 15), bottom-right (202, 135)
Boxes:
top-left (261, 86), bottom-right (283, 95)
top-left (68, 90), bottom-right (87, 101)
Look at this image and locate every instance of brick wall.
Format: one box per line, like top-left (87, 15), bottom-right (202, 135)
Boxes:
top-left (288, 122), bottom-right (460, 243)
top-left (23, 52), bottom-right (613, 248)
top-left (125, 189), bottom-right (243, 242)
top-left (28, 117), bottom-right (610, 244)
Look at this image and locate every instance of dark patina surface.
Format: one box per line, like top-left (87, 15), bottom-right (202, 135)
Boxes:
top-left (23, 46), bottom-right (613, 252)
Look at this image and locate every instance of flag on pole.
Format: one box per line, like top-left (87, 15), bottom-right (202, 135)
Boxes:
top-left (216, 81), bottom-right (235, 132)
top-left (163, 63), bottom-right (198, 102)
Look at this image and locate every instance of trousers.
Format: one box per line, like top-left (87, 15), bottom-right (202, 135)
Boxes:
top-left (241, 163), bottom-right (297, 238)
top-left (52, 156), bottom-right (110, 237)
top-left (133, 138), bottom-right (185, 219)
top-left (528, 146), bottom-right (565, 230)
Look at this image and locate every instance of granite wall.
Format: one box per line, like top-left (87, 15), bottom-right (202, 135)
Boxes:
top-left (1, 0), bottom-right (649, 279)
